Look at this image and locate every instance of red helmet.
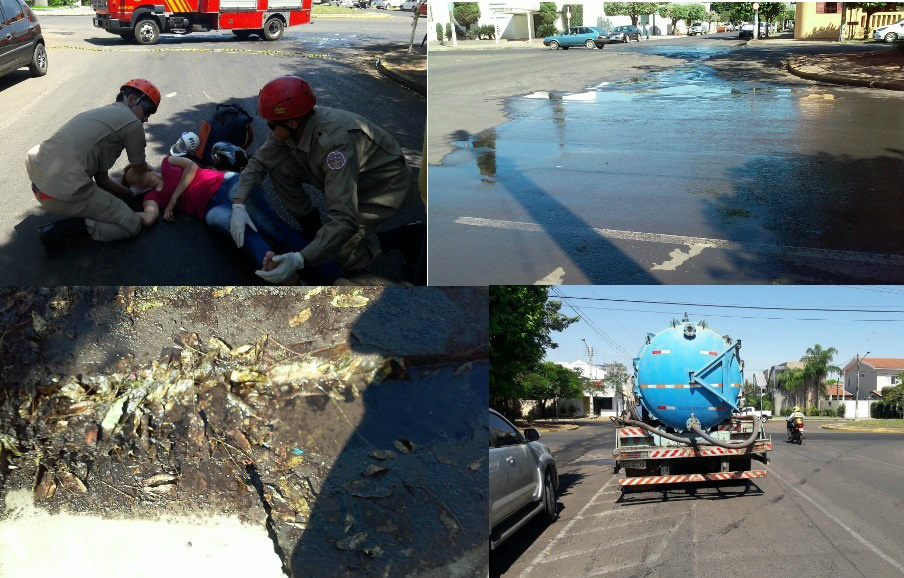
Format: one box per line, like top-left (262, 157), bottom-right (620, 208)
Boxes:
top-left (258, 76), bottom-right (316, 122)
top-left (121, 79), bottom-right (161, 111)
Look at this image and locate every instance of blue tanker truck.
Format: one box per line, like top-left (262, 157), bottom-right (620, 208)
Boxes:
top-left (612, 315), bottom-right (772, 490)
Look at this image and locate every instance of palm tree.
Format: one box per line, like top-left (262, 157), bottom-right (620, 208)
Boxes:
top-left (801, 345), bottom-right (841, 410)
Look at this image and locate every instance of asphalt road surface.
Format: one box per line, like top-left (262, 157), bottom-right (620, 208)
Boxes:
top-left (491, 419), bottom-right (904, 578)
top-left (0, 12), bottom-right (426, 285)
top-left (429, 33), bottom-right (904, 285)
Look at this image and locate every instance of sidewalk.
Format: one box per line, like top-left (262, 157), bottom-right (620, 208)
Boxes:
top-left (788, 47), bottom-right (904, 91)
top-left (29, 5), bottom-right (94, 15)
top-left (377, 47), bottom-right (426, 97)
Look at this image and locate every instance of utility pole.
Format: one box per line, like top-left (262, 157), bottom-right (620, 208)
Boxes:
top-left (855, 351), bottom-right (870, 420)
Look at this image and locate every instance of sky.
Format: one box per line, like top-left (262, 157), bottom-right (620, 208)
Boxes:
top-left (543, 286), bottom-right (904, 384)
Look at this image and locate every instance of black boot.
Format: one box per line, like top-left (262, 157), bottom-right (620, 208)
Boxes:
top-left (298, 210), bottom-right (323, 240)
top-left (37, 218), bottom-right (89, 258)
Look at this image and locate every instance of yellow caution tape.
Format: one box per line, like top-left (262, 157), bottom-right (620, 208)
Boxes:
top-left (49, 44), bottom-right (333, 59)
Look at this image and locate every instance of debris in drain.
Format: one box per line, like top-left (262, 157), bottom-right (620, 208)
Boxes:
top-left (0, 286), bottom-right (489, 578)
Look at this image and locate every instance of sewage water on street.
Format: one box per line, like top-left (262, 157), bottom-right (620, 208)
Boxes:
top-left (430, 45), bottom-right (904, 284)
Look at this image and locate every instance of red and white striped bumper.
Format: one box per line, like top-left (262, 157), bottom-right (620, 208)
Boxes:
top-left (619, 469), bottom-right (767, 487)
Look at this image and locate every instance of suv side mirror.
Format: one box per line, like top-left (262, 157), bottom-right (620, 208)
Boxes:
top-left (524, 428), bottom-right (541, 442)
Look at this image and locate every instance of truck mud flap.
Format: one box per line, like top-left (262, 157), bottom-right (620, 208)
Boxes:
top-left (619, 469), bottom-right (766, 488)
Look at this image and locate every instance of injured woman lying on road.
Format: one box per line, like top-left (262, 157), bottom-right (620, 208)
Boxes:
top-left (125, 155), bottom-right (343, 285)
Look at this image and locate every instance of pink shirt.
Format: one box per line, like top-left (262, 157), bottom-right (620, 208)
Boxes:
top-left (145, 156), bottom-right (225, 219)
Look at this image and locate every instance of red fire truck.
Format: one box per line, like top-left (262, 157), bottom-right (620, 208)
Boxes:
top-left (91, 0), bottom-right (312, 45)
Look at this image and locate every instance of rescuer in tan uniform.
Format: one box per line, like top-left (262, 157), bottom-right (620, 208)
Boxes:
top-left (25, 79), bottom-right (160, 257)
top-left (228, 76), bottom-right (424, 283)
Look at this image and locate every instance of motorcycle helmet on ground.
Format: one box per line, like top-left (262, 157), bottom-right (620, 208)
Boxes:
top-left (170, 132), bottom-right (201, 157)
top-left (211, 141), bottom-right (249, 172)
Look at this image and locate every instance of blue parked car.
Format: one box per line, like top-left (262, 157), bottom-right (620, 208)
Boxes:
top-left (543, 26), bottom-right (608, 50)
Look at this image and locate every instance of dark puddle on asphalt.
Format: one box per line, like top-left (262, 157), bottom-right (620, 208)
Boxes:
top-left (434, 44), bottom-right (904, 256)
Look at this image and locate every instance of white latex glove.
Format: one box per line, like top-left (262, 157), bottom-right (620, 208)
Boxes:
top-left (256, 252), bottom-right (304, 283)
top-left (230, 204), bottom-right (258, 248)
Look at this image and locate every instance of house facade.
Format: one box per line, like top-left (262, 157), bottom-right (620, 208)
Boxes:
top-left (837, 357), bottom-right (904, 418)
top-left (550, 360), bottom-right (631, 417)
top-left (795, 2), bottom-right (904, 40)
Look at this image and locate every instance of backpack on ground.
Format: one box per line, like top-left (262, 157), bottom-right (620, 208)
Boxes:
top-left (195, 103), bottom-right (255, 166)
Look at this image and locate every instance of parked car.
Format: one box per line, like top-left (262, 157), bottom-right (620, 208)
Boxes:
top-left (400, 0), bottom-right (418, 11)
top-left (608, 24), bottom-right (642, 42)
top-left (874, 18), bottom-right (904, 42)
top-left (374, 0), bottom-right (401, 9)
top-left (489, 409), bottom-right (558, 550)
top-left (736, 406), bottom-right (773, 422)
top-left (0, 0), bottom-right (47, 82)
top-left (418, 0), bottom-right (425, 16)
top-left (688, 22), bottom-right (708, 35)
top-left (725, 22), bottom-right (736, 32)
top-left (759, 22), bottom-right (770, 38)
top-left (338, 0), bottom-right (356, 7)
top-left (738, 23), bottom-right (754, 39)
top-left (543, 26), bottom-right (608, 50)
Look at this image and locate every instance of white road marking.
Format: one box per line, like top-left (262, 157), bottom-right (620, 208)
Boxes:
top-left (534, 267), bottom-right (565, 285)
top-left (165, 92), bottom-right (177, 97)
top-left (570, 511), bottom-right (688, 536)
top-left (849, 453), bottom-right (904, 472)
top-left (541, 526), bottom-right (675, 564)
top-left (518, 476), bottom-right (616, 578)
top-left (203, 90), bottom-right (213, 101)
top-left (581, 515), bottom-right (685, 577)
top-left (651, 243), bottom-right (707, 270)
top-left (768, 466), bottom-right (904, 575)
top-left (453, 216), bottom-right (904, 266)
top-left (0, 73), bottom-right (75, 134)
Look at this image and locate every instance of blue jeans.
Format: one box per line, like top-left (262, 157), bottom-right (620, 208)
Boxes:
top-left (204, 174), bottom-right (343, 284)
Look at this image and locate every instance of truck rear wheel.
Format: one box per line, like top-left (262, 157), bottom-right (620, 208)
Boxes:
top-left (134, 18), bottom-right (160, 45)
top-left (262, 16), bottom-right (284, 41)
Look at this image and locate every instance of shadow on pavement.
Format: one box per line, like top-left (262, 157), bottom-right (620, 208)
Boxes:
top-left (704, 148), bottom-right (904, 283)
top-left (289, 287), bottom-right (489, 577)
top-left (615, 480), bottom-right (765, 506)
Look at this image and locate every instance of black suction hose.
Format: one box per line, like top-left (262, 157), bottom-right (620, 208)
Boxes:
top-left (612, 414), bottom-right (762, 449)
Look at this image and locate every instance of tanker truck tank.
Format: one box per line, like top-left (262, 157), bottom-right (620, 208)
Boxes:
top-left (633, 316), bottom-right (743, 431)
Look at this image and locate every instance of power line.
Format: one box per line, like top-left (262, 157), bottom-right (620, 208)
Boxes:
top-left (552, 288), bottom-right (634, 363)
top-left (564, 304), bottom-right (904, 323)
top-left (556, 295), bottom-right (904, 314)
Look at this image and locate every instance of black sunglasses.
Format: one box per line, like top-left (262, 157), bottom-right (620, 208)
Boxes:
top-left (135, 95), bottom-right (156, 117)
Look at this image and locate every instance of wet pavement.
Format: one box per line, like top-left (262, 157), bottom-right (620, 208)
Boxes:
top-left (429, 40), bottom-right (904, 285)
top-left (0, 287), bottom-right (488, 577)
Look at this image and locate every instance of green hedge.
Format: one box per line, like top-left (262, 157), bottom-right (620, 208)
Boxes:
top-left (871, 400), bottom-right (903, 419)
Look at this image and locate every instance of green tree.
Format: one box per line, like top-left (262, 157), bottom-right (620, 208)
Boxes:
top-left (658, 4), bottom-right (693, 34)
top-left (684, 3), bottom-right (706, 24)
top-left (882, 376), bottom-right (904, 417)
top-left (489, 287), bottom-right (579, 413)
top-left (606, 2), bottom-right (662, 26)
top-left (537, 1), bottom-right (559, 37)
top-left (800, 345), bottom-right (840, 408)
top-left (453, 2), bottom-right (480, 31)
top-left (520, 362), bottom-right (584, 418)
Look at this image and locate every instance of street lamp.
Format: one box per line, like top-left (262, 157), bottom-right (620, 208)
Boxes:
top-left (855, 351), bottom-right (870, 420)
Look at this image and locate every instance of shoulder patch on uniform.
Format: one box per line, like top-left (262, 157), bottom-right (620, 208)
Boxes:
top-left (326, 151), bottom-right (346, 170)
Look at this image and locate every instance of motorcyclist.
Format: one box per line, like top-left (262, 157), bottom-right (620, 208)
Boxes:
top-left (787, 406), bottom-right (805, 437)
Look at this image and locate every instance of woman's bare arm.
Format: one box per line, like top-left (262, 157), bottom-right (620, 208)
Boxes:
top-left (138, 200), bottom-right (160, 227)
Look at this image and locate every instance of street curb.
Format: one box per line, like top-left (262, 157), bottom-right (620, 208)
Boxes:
top-left (376, 57), bottom-right (426, 97)
top-left (535, 424), bottom-right (581, 432)
top-left (313, 13), bottom-right (390, 18)
top-left (788, 57), bottom-right (904, 91)
top-left (821, 425), bottom-right (904, 433)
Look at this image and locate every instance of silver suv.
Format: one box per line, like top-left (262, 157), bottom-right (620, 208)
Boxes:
top-left (489, 409), bottom-right (558, 549)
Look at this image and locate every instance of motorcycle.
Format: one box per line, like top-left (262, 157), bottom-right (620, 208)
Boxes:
top-left (788, 422), bottom-right (804, 445)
